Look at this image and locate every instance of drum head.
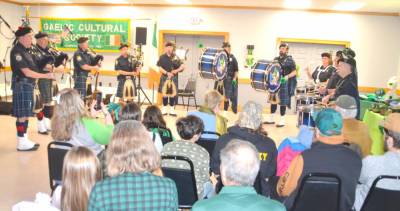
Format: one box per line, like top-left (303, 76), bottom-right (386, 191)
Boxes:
top-left (250, 60), bottom-right (271, 91)
top-left (267, 63), bottom-right (282, 93)
top-left (213, 50), bottom-right (228, 80)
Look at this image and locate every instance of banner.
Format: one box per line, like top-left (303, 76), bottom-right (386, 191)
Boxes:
top-left (40, 17), bottom-right (131, 52)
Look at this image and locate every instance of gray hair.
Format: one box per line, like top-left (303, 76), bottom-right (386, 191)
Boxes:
top-left (220, 139), bottom-right (260, 186)
top-left (335, 106), bottom-right (357, 119)
top-left (237, 101), bottom-right (263, 130)
top-left (387, 130), bottom-right (400, 149)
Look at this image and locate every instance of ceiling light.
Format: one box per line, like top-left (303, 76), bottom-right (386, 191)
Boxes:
top-left (101, 0), bottom-right (129, 3)
top-left (166, 0), bottom-right (192, 5)
top-left (46, 0), bottom-right (71, 3)
top-left (333, 2), bottom-right (365, 11)
top-left (284, 0), bottom-right (312, 9)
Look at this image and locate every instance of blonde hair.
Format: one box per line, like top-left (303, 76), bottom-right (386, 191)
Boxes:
top-left (61, 146), bottom-right (101, 211)
top-left (106, 120), bottom-right (161, 176)
top-left (51, 88), bottom-right (87, 141)
top-left (204, 90), bottom-right (222, 110)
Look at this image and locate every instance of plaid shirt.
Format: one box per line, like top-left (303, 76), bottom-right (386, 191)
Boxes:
top-left (88, 172), bottom-right (178, 211)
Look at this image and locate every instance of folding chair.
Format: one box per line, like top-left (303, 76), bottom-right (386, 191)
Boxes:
top-left (47, 141), bottom-right (73, 192)
top-left (360, 175), bottom-right (400, 211)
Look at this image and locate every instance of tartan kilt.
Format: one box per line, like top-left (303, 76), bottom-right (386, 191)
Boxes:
top-left (38, 78), bottom-right (53, 104)
top-left (158, 74), bottom-right (178, 97)
top-left (73, 74), bottom-right (88, 99)
top-left (12, 81), bottom-right (34, 118)
top-left (116, 77), bottom-right (137, 98)
top-left (278, 82), bottom-right (290, 106)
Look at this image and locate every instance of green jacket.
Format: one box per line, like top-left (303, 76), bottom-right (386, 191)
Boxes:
top-left (192, 186), bottom-right (286, 211)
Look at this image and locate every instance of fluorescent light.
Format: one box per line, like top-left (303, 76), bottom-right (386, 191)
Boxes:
top-left (333, 2), bottom-right (365, 11)
top-left (101, 0), bottom-right (129, 3)
top-left (46, 0), bottom-right (71, 3)
top-left (284, 0), bottom-right (312, 9)
top-left (166, 0), bottom-right (192, 5)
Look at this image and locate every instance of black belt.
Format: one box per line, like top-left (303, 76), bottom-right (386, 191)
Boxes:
top-left (16, 77), bottom-right (35, 84)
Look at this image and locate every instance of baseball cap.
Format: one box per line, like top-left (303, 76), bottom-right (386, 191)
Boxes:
top-left (336, 95), bottom-right (357, 110)
top-left (380, 113), bottom-right (400, 134)
top-left (313, 108), bottom-right (343, 136)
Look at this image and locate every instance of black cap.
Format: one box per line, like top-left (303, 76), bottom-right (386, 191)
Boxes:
top-left (34, 31), bottom-right (48, 39)
top-left (77, 37), bottom-right (89, 44)
top-left (222, 42), bottom-right (231, 48)
top-left (338, 48), bottom-right (356, 68)
top-left (15, 26), bottom-right (32, 37)
top-left (279, 43), bottom-right (289, 49)
top-left (119, 43), bottom-right (129, 50)
top-left (165, 41), bottom-right (175, 47)
top-left (321, 52), bottom-right (331, 59)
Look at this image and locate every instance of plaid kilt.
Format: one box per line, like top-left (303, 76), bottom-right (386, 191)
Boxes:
top-left (38, 78), bottom-right (52, 104)
top-left (73, 74), bottom-right (88, 99)
top-left (116, 77), bottom-right (137, 98)
top-left (12, 81), bottom-right (34, 118)
top-left (158, 74), bottom-right (178, 97)
top-left (278, 81), bottom-right (290, 106)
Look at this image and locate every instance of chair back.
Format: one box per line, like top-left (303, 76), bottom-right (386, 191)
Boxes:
top-left (196, 131), bottom-right (220, 155)
top-left (161, 155), bottom-right (198, 209)
top-left (184, 78), bottom-right (196, 93)
top-left (360, 175), bottom-right (400, 211)
top-left (291, 173), bottom-right (341, 211)
top-left (47, 141), bottom-right (74, 191)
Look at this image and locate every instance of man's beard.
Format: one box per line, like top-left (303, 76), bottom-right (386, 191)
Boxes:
top-left (279, 52), bottom-right (286, 57)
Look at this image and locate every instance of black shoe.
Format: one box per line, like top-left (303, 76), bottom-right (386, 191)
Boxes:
top-left (263, 121), bottom-right (275, 125)
top-left (38, 131), bottom-right (49, 135)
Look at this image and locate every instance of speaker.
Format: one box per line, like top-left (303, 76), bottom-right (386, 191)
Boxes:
top-left (135, 27), bottom-right (147, 45)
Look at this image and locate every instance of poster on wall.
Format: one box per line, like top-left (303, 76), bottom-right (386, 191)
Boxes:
top-left (40, 17), bottom-right (131, 52)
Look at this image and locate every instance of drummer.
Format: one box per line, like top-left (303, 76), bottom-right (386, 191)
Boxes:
top-left (266, 43), bottom-right (297, 127)
top-left (308, 52), bottom-right (336, 84)
top-left (319, 50), bottom-right (343, 96)
top-left (214, 42), bottom-right (239, 114)
top-left (114, 43), bottom-right (139, 101)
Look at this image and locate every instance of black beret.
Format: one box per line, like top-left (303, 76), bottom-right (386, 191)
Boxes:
top-left (321, 52), bottom-right (331, 58)
top-left (34, 31), bottom-right (48, 39)
top-left (119, 43), bottom-right (129, 50)
top-left (279, 43), bottom-right (289, 49)
top-left (338, 48), bottom-right (357, 68)
top-left (165, 41), bottom-right (175, 47)
top-left (77, 37), bottom-right (89, 44)
top-left (15, 26), bottom-right (32, 37)
top-left (222, 42), bottom-right (231, 48)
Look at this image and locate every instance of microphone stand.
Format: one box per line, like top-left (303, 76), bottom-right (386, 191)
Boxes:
top-left (135, 43), bottom-right (152, 105)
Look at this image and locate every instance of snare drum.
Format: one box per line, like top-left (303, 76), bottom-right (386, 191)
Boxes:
top-left (295, 94), bottom-right (320, 112)
top-left (199, 48), bottom-right (228, 81)
top-left (250, 60), bottom-right (271, 91)
top-left (296, 86), bottom-right (307, 95)
top-left (297, 105), bottom-right (323, 127)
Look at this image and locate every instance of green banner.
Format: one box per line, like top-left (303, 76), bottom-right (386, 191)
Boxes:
top-left (40, 17), bottom-right (130, 52)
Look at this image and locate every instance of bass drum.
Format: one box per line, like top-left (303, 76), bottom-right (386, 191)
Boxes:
top-left (250, 60), bottom-right (272, 91)
top-left (198, 48), bottom-right (228, 81)
top-left (267, 62), bottom-right (283, 93)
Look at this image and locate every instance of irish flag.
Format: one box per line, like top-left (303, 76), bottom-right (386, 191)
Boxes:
top-left (109, 34), bottom-right (121, 46)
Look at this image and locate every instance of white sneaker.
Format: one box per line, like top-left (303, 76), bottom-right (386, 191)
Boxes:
top-left (17, 137), bottom-right (39, 151)
top-left (169, 106), bottom-right (177, 116)
top-left (276, 116), bottom-right (285, 127)
top-left (161, 106), bottom-right (168, 115)
top-left (44, 118), bottom-right (51, 131)
top-left (37, 120), bottom-right (48, 135)
top-left (265, 114), bottom-right (275, 124)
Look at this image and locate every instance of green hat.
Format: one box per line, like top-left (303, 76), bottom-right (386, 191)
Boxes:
top-left (313, 108), bottom-right (343, 136)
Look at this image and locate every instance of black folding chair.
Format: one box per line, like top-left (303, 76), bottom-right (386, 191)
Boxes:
top-left (177, 78), bottom-right (198, 111)
top-left (196, 131), bottom-right (220, 156)
top-left (291, 173), bottom-right (341, 211)
top-left (360, 175), bottom-right (400, 211)
top-left (161, 155), bottom-right (198, 209)
top-left (47, 141), bottom-right (73, 192)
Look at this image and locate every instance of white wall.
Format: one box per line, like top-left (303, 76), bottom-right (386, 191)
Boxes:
top-left (1, 3), bottom-right (400, 89)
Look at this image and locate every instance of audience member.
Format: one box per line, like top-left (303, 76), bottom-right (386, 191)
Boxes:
top-left (193, 140), bottom-right (285, 211)
top-left (277, 108), bottom-right (361, 210)
top-left (211, 101), bottom-right (277, 196)
top-left (88, 120), bottom-right (178, 210)
top-left (353, 113), bottom-right (400, 210)
top-left (143, 105), bottom-right (174, 144)
top-left (188, 90), bottom-right (227, 139)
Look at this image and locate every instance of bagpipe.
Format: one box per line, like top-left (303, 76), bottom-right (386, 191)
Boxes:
top-left (161, 47), bottom-right (188, 98)
top-left (122, 54), bottom-right (138, 102)
top-left (86, 48), bottom-right (104, 97)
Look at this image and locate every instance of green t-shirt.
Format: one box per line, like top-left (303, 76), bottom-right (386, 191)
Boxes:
top-left (82, 117), bottom-right (114, 145)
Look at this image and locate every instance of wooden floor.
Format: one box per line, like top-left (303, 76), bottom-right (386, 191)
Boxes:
top-left (0, 105), bottom-right (300, 210)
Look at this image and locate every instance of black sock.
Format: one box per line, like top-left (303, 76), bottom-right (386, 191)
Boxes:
top-left (271, 104), bottom-right (277, 113)
top-left (162, 97), bottom-right (168, 106)
top-left (24, 120), bottom-right (29, 134)
top-left (280, 106), bottom-right (286, 116)
top-left (169, 97), bottom-right (175, 107)
top-left (43, 106), bottom-right (52, 119)
top-left (16, 121), bottom-right (25, 137)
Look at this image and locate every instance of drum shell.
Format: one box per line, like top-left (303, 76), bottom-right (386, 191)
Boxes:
top-left (198, 48), bottom-right (228, 81)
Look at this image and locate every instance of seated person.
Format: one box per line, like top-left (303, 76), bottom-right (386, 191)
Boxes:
top-left (88, 120), bottom-right (178, 210)
top-left (335, 95), bottom-right (372, 157)
top-left (51, 88), bottom-right (114, 155)
top-left (193, 140), bottom-right (285, 211)
top-left (119, 102), bottom-right (163, 153)
top-left (13, 146), bottom-right (101, 211)
top-left (162, 115), bottom-right (214, 199)
top-left (353, 113), bottom-right (400, 211)
top-left (211, 101), bottom-right (277, 197)
top-left (277, 108), bottom-right (362, 210)
top-left (188, 90), bottom-right (227, 140)
top-left (143, 105), bottom-right (174, 145)
top-left (307, 52), bottom-right (336, 83)
top-left (277, 125), bottom-right (313, 176)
